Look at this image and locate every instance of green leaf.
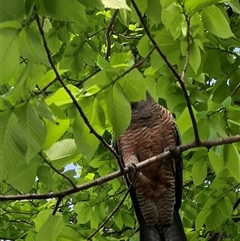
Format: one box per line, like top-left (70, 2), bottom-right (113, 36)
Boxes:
top-left (161, 3), bottom-right (184, 39)
top-left (11, 63), bottom-right (46, 101)
top-left (110, 52), bottom-right (134, 69)
top-left (195, 207), bottom-right (211, 231)
top-left (202, 6), bottom-right (234, 39)
top-left (184, 0), bottom-right (227, 15)
top-left (75, 203), bottom-right (92, 224)
top-left (19, 27), bottom-right (48, 64)
top-left (0, 0), bottom-right (24, 22)
top-left (45, 85), bottom-right (80, 106)
top-left (73, 112), bottom-right (100, 160)
top-left (208, 149), bottom-right (224, 174)
top-left (114, 211), bottom-right (123, 229)
top-left (189, 40), bottom-right (201, 74)
top-left (59, 227), bottom-right (81, 240)
top-left (43, 118), bottom-right (70, 151)
top-left (36, 215), bottom-right (64, 241)
top-left (38, 69), bottom-right (67, 90)
top-left (14, 102), bottom-right (47, 162)
top-left (0, 110), bottom-right (26, 179)
top-left (205, 207), bottom-right (224, 230)
top-left (34, 209), bottom-right (53, 231)
top-left (43, 0), bottom-right (87, 23)
top-left (45, 139), bottom-right (82, 168)
top-left (137, 35), bottom-right (151, 57)
top-left (100, 0), bottom-right (130, 10)
top-left (8, 156), bottom-right (42, 192)
top-left (37, 165), bottom-right (54, 188)
top-left (121, 211), bottom-right (135, 228)
top-left (119, 69), bottom-right (146, 102)
top-left (0, 28), bottom-right (20, 85)
top-left (218, 196), bottom-right (233, 218)
top-left (191, 150), bottom-right (208, 186)
top-left (223, 144), bottom-right (240, 182)
top-left (146, 0), bottom-right (162, 25)
top-left (99, 83), bottom-right (131, 138)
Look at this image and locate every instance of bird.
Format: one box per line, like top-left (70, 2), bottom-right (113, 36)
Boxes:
top-left (115, 92), bottom-right (187, 241)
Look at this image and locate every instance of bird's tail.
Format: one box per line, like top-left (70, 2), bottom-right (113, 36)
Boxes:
top-left (139, 210), bottom-right (186, 241)
top-left (164, 211), bottom-right (187, 241)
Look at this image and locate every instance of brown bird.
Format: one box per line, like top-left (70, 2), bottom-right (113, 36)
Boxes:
top-left (115, 92), bottom-right (186, 241)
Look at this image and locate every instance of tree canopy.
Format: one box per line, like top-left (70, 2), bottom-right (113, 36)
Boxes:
top-left (0, 0), bottom-right (240, 240)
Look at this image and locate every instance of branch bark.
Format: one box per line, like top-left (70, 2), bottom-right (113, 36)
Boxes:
top-left (1, 135), bottom-right (239, 201)
top-left (130, 0), bottom-right (200, 144)
top-left (34, 11), bottom-right (120, 164)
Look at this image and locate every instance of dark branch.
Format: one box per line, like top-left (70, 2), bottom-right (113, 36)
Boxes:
top-left (34, 11), bottom-right (120, 165)
top-left (0, 134), bottom-right (239, 201)
top-left (231, 82), bottom-right (240, 97)
top-left (40, 153), bottom-right (77, 190)
top-left (52, 197), bottom-right (62, 215)
top-left (130, 0), bottom-right (200, 144)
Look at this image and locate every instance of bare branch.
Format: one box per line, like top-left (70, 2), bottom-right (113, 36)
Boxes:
top-left (231, 82), bottom-right (240, 97)
top-left (130, 0), bottom-right (200, 144)
top-left (0, 134), bottom-right (239, 202)
top-left (34, 11), bottom-right (120, 165)
top-left (52, 197), bottom-right (62, 215)
top-left (105, 10), bottom-right (119, 60)
top-left (233, 197), bottom-right (240, 210)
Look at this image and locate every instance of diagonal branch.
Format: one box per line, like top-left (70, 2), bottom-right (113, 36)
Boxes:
top-left (0, 134), bottom-right (239, 202)
top-left (130, 0), bottom-right (200, 144)
top-left (231, 82), bottom-right (240, 97)
top-left (39, 152), bottom-right (77, 190)
top-left (34, 11), bottom-right (120, 164)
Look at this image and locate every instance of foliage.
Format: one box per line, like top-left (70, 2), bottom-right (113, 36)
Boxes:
top-left (0, 0), bottom-right (240, 240)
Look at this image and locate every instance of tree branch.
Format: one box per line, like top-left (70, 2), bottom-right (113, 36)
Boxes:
top-left (52, 197), bottom-right (62, 215)
top-left (40, 153), bottom-right (77, 190)
top-left (34, 11), bottom-right (120, 165)
top-left (130, 0), bottom-right (200, 144)
top-left (231, 82), bottom-right (240, 97)
top-left (0, 135), bottom-right (239, 201)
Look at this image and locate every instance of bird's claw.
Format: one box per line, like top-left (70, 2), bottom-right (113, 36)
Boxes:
top-left (127, 162), bottom-right (138, 182)
top-left (164, 145), bottom-right (180, 158)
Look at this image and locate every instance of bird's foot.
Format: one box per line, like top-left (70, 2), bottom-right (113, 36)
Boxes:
top-left (126, 162), bottom-right (138, 183)
top-left (164, 145), bottom-right (180, 158)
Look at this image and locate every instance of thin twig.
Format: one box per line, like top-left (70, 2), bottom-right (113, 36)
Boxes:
top-left (87, 169), bottom-right (137, 240)
top-left (0, 134), bottom-right (239, 201)
top-left (52, 197), bottom-right (62, 215)
top-left (40, 153), bottom-right (77, 190)
top-left (105, 10), bottom-right (119, 60)
top-left (34, 11), bottom-right (120, 165)
top-left (233, 198), bottom-right (240, 210)
top-left (76, 68), bottom-right (100, 88)
top-left (130, 0), bottom-right (200, 144)
top-left (231, 82), bottom-right (240, 97)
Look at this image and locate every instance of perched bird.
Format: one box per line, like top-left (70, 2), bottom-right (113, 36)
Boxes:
top-left (115, 92), bottom-right (186, 241)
